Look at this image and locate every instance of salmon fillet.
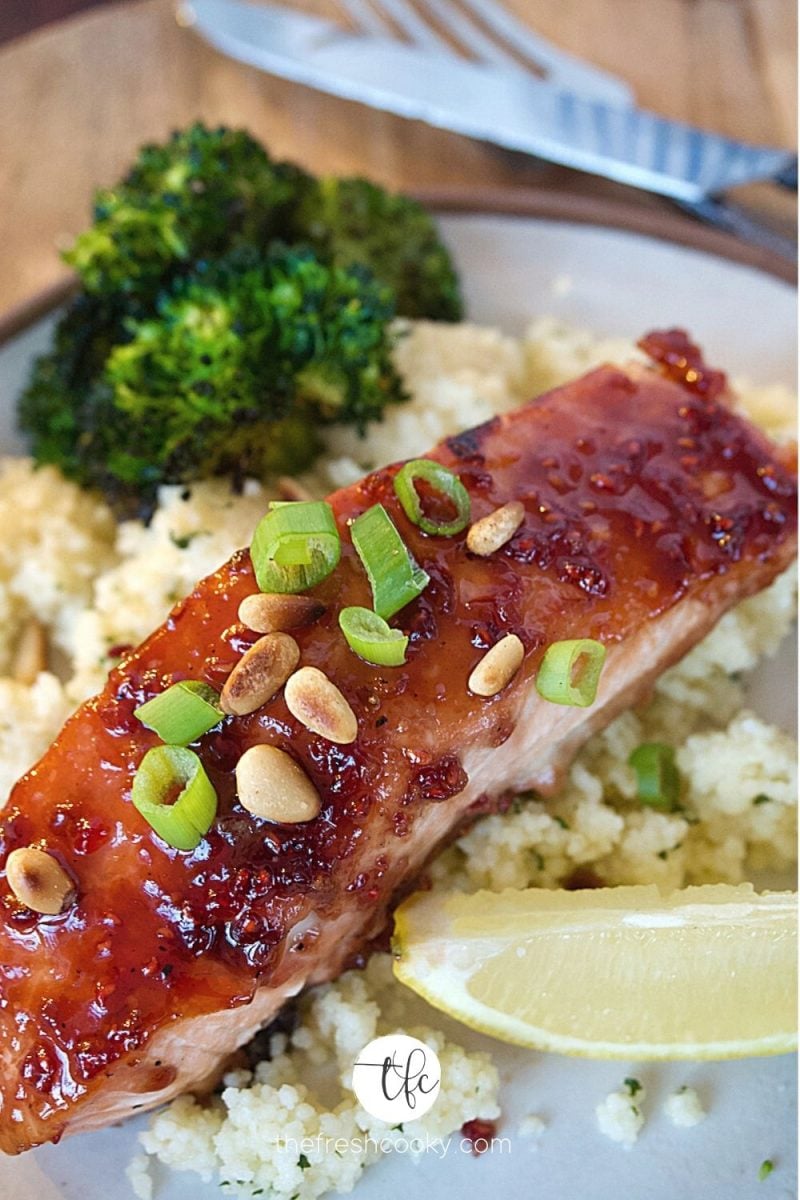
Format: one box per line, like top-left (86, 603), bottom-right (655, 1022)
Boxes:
top-left (0, 331), bottom-right (795, 1154)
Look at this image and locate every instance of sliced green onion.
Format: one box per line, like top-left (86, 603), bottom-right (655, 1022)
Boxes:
top-left (535, 638), bottom-right (606, 707)
top-left (134, 680), bottom-right (222, 745)
top-left (393, 459), bottom-right (471, 536)
top-left (351, 504), bottom-right (429, 619)
top-left (250, 501), bottom-right (340, 594)
top-left (339, 606), bottom-right (408, 667)
top-left (629, 742), bottom-right (681, 810)
top-left (131, 745), bottom-right (217, 851)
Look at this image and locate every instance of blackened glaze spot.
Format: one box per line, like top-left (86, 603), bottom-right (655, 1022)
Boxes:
top-left (446, 416), bottom-right (500, 463)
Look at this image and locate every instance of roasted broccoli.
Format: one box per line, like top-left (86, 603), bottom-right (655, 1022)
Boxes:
top-left (20, 247), bottom-right (405, 508)
top-left (292, 176), bottom-right (462, 321)
top-left (64, 123), bottom-right (310, 306)
top-left (21, 124), bottom-right (462, 509)
top-left (17, 293), bottom-right (128, 481)
top-left (63, 126), bottom-right (461, 321)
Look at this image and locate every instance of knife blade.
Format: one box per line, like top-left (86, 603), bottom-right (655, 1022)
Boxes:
top-left (181, 0), bottom-right (794, 206)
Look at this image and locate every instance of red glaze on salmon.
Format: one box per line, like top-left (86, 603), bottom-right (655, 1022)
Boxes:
top-left (0, 332), bottom-right (795, 1153)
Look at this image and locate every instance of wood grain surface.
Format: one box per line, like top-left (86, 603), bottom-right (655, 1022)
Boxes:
top-left (0, 0), bottom-right (795, 318)
top-left (0, 1), bottom-right (120, 46)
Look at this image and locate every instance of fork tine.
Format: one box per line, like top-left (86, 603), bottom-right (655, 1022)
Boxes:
top-left (341, 0), bottom-right (631, 103)
top-left (456, 0), bottom-right (634, 104)
top-left (365, 0), bottom-right (451, 49)
top-left (336, 0), bottom-right (395, 39)
top-left (422, 0), bottom-right (519, 66)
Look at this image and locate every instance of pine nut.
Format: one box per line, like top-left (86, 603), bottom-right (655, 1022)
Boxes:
top-left (466, 501), bottom-right (525, 556)
top-left (468, 633), bottom-right (525, 698)
top-left (220, 633), bottom-right (300, 716)
top-left (278, 477), bottom-right (313, 502)
top-left (238, 593), bottom-right (326, 634)
top-left (5, 847), bottom-right (74, 915)
top-left (236, 744), bottom-right (321, 823)
top-left (12, 619), bottom-right (47, 685)
top-left (284, 667), bottom-right (358, 744)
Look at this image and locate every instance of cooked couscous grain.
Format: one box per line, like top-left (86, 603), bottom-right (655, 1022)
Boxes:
top-left (664, 1087), bottom-right (707, 1128)
top-left (596, 1084), bottom-right (647, 1147)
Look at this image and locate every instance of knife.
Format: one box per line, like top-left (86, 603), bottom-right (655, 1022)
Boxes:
top-left (180, 0), bottom-right (795, 241)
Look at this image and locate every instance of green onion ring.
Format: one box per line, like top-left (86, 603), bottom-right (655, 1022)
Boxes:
top-left (628, 742), bottom-right (681, 810)
top-left (351, 503), bottom-right (429, 619)
top-left (535, 638), bottom-right (606, 707)
top-left (131, 745), bottom-right (218, 851)
top-left (393, 459), bottom-right (471, 536)
top-left (250, 500), bottom-right (340, 594)
top-left (339, 606), bottom-right (409, 667)
top-left (134, 680), bottom-right (222, 745)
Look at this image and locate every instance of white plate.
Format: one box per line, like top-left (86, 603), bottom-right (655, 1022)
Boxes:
top-left (0, 216), bottom-right (796, 1200)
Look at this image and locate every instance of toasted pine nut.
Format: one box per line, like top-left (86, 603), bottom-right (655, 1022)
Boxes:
top-left (278, 477), bottom-right (313, 502)
top-left (238, 593), bottom-right (326, 634)
top-left (236, 744), bottom-right (321, 823)
top-left (466, 501), bottom-right (525, 557)
top-left (6, 847), bottom-right (74, 915)
top-left (284, 667), bottom-right (358, 744)
top-left (700, 470), bottom-right (733, 500)
top-left (468, 633), bottom-right (525, 698)
top-left (220, 633), bottom-right (300, 716)
top-left (12, 619), bottom-right (47, 686)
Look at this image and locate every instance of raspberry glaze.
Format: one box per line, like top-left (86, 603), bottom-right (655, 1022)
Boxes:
top-left (0, 333), bottom-right (795, 1149)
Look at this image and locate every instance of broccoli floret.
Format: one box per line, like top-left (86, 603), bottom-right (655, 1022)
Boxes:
top-left (22, 125), bottom-right (462, 511)
top-left (18, 293), bottom-right (129, 480)
top-left (292, 177), bottom-right (462, 321)
top-left (21, 247), bottom-right (405, 509)
top-left (64, 123), bottom-right (310, 304)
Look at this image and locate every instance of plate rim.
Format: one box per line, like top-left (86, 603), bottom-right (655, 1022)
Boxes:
top-left (0, 181), bottom-right (796, 1200)
top-left (417, 186), bottom-right (797, 285)
top-left (0, 186), bottom-right (794, 349)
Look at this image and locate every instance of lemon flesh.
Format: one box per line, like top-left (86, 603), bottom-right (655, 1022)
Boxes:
top-left (392, 884), bottom-right (797, 1060)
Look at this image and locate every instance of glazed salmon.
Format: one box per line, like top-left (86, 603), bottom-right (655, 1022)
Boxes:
top-left (0, 331), bottom-right (795, 1153)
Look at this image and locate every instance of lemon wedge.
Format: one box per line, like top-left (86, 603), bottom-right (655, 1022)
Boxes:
top-left (392, 883), bottom-right (797, 1059)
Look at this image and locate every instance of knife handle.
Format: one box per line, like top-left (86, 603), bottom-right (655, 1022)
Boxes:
top-left (676, 195), bottom-right (796, 271)
top-left (773, 160), bottom-right (798, 192)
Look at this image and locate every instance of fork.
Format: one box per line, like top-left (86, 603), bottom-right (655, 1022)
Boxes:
top-left (336, 0), bottom-right (634, 106)
top-left (183, 0), bottom-right (796, 261)
top-left (336, 0), bottom-right (796, 251)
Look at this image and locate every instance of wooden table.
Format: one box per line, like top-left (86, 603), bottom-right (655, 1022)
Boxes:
top-left (0, 0), bottom-right (795, 320)
top-left (0, 2), bottom-right (122, 46)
